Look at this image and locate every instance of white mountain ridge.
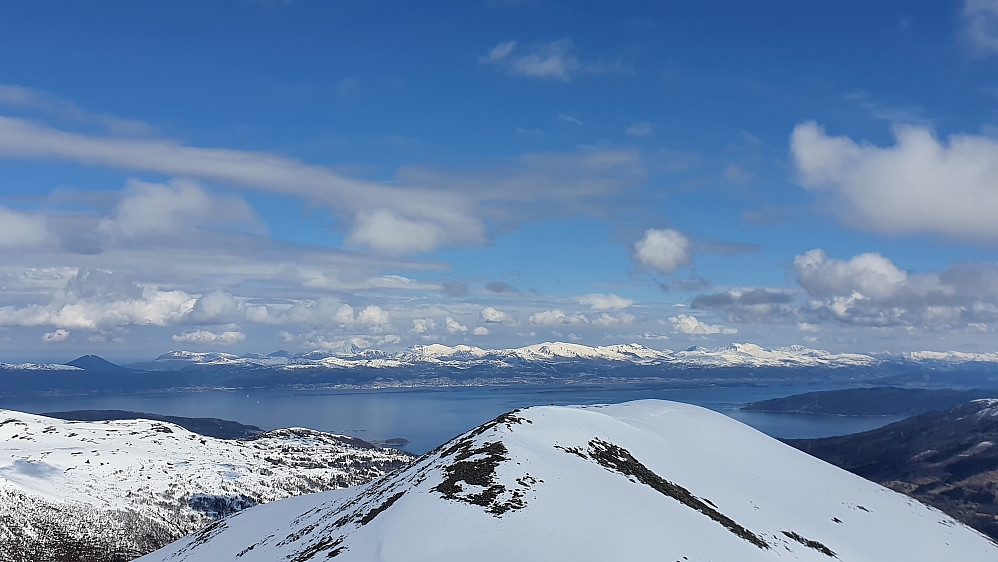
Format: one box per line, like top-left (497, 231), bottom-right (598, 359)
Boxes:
top-left (138, 400), bottom-right (998, 561)
top-left (0, 411), bottom-right (412, 561)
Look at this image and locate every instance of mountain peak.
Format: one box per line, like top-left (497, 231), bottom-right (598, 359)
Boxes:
top-left (139, 400), bottom-right (998, 561)
top-left (65, 354), bottom-right (128, 372)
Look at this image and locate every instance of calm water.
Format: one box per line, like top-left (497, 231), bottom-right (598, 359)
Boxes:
top-left (0, 382), bottom-right (905, 453)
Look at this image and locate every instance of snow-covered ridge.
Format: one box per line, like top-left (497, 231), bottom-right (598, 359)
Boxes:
top-left (139, 400), bottom-right (998, 561)
top-left (674, 343), bottom-right (877, 367)
top-left (904, 350), bottom-right (998, 364)
top-left (0, 362), bottom-right (81, 371)
top-left (0, 410), bottom-right (413, 560)
top-left (970, 398), bottom-right (998, 418)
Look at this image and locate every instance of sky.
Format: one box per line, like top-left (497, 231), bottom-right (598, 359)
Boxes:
top-left (3, 1), bottom-right (998, 361)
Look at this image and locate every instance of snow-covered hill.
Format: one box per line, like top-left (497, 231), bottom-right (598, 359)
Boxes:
top-left (0, 411), bottom-right (413, 561)
top-left (139, 400), bottom-right (998, 561)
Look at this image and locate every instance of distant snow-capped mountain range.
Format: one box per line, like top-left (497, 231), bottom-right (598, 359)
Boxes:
top-left (6, 342), bottom-right (998, 374)
top-left (139, 341), bottom-right (998, 370)
top-left (4, 342), bottom-right (997, 395)
top-left (151, 342), bottom-right (877, 369)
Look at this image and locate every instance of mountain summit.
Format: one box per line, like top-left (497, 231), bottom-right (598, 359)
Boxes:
top-left (139, 400), bottom-right (997, 561)
top-left (64, 354), bottom-right (129, 372)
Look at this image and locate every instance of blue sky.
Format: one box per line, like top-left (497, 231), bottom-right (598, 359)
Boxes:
top-left (3, 1), bottom-right (998, 360)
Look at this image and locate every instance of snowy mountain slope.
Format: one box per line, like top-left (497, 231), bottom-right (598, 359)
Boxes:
top-left (139, 400), bottom-right (998, 562)
top-left (786, 398), bottom-right (998, 541)
top-left (0, 411), bottom-right (413, 562)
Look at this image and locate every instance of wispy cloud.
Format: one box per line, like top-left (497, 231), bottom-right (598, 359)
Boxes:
top-left (479, 39), bottom-right (633, 82)
top-left (626, 121), bottom-right (655, 136)
top-left (558, 113), bottom-right (583, 126)
top-left (963, 0), bottom-right (998, 55)
top-left (578, 293), bottom-right (632, 311)
top-left (0, 107), bottom-right (653, 256)
top-left (0, 115), bottom-right (484, 255)
top-left (844, 91), bottom-right (930, 126)
top-left (0, 84), bottom-right (152, 136)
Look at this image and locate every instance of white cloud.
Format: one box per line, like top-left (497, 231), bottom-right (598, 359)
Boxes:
top-left (480, 306), bottom-right (512, 323)
top-left (964, 0), bottom-right (998, 55)
top-left (528, 309), bottom-right (588, 326)
top-left (626, 121), bottom-right (655, 136)
top-left (791, 120), bottom-right (998, 240)
top-left (42, 328), bottom-right (70, 343)
top-left (445, 316), bottom-right (468, 334)
top-left (0, 207), bottom-right (50, 248)
top-left (330, 304), bottom-right (356, 325)
top-left (357, 305), bottom-right (391, 326)
top-left (473, 326), bottom-right (490, 336)
top-left (669, 314), bottom-right (737, 335)
top-left (634, 228), bottom-right (691, 274)
top-left (189, 290), bottom-right (242, 323)
top-left (578, 293), bottom-right (633, 311)
top-left (411, 318), bottom-right (436, 333)
top-left (0, 283), bottom-right (197, 331)
top-left (346, 208), bottom-right (452, 255)
top-left (794, 249), bottom-right (912, 299)
top-left (380, 334), bottom-right (402, 345)
top-left (529, 309), bottom-right (566, 326)
top-left (171, 329), bottom-right (246, 346)
top-left (99, 179), bottom-right (256, 238)
top-left (592, 312), bottom-right (635, 327)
